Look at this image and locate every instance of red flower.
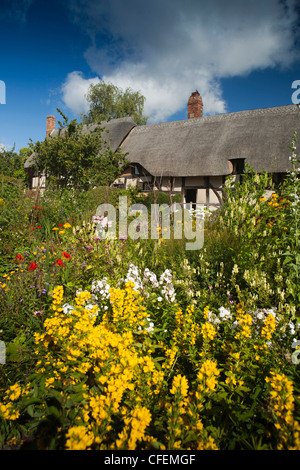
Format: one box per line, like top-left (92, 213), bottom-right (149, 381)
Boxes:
top-left (28, 262), bottom-right (37, 271)
top-left (56, 259), bottom-right (65, 267)
top-left (62, 252), bottom-right (71, 259)
top-left (59, 223), bottom-right (64, 227)
top-left (14, 254), bottom-right (24, 262)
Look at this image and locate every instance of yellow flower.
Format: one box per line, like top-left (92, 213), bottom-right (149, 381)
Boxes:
top-left (52, 227), bottom-right (59, 231)
top-left (63, 222), bottom-right (72, 228)
top-left (170, 374), bottom-right (189, 397)
top-left (0, 403), bottom-right (20, 420)
top-left (65, 426), bottom-right (94, 450)
top-left (116, 406), bottom-right (151, 450)
top-left (235, 312), bottom-right (252, 340)
top-left (266, 371), bottom-right (300, 449)
top-left (203, 306), bottom-right (210, 319)
top-left (201, 322), bottom-right (216, 341)
top-left (196, 359), bottom-right (220, 395)
top-left (45, 377), bottom-right (56, 388)
top-left (5, 383), bottom-right (23, 401)
top-left (261, 314), bottom-right (276, 340)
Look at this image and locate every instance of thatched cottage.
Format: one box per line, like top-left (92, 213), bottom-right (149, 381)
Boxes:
top-left (25, 91), bottom-right (300, 209)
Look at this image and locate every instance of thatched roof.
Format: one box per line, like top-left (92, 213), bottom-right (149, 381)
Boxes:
top-left (24, 117), bottom-right (136, 168)
top-left (51, 116), bottom-right (136, 152)
top-left (25, 105), bottom-right (300, 177)
top-left (24, 151), bottom-right (38, 169)
top-left (121, 104), bottom-right (300, 177)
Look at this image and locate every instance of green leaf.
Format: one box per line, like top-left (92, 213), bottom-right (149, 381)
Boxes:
top-left (47, 406), bottom-right (61, 420)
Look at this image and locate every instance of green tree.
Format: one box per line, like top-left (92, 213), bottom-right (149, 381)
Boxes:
top-left (30, 109), bottom-right (128, 192)
top-left (83, 81), bottom-right (147, 126)
top-left (0, 146), bottom-right (27, 181)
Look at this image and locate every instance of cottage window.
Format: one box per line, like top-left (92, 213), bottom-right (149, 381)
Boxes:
top-left (131, 164), bottom-right (143, 176)
top-left (230, 158), bottom-right (245, 175)
top-left (142, 181), bottom-right (154, 191)
top-left (185, 188), bottom-right (197, 208)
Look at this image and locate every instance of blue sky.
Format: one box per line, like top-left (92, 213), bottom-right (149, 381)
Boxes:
top-left (1, 0), bottom-right (300, 152)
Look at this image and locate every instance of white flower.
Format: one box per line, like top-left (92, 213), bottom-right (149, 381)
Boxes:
top-left (138, 317), bottom-right (155, 333)
top-left (159, 269), bottom-right (176, 302)
top-left (91, 278), bottom-right (111, 299)
top-left (218, 306), bottom-right (232, 321)
top-left (143, 268), bottom-right (159, 288)
top-left (125, 264), bottom-right (143, 292)
top-left (62, 303), bottom-right (74, 314)
top-left (289, 321), bottom-right (296, 335)
top-left (84, 303), bottom-right (99, 317)
top-left (146, 321), bottom-right (155, 333)
top-left (232, 264), bottom-right (239, 275)
top-left (157, 296), bottom-right (163, 302)
top-left (207, 311), bottom-right (220, 325)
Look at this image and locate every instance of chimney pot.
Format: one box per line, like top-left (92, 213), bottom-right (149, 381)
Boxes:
top-left (46, 115), bottom-right (55, 136)
top-left (187, 91), bottom-right (203, 119)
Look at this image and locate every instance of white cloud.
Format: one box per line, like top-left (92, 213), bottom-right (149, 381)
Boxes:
top-left (61, 71), bottom-right (101, 115)
top-left (64, 0), bottom-right (300, 122)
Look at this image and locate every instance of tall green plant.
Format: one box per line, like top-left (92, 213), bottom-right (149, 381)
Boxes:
top-left (280, 131), bottom-right (300, 308)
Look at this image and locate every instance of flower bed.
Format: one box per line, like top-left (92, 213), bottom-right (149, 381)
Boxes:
top-left (0, 155), bottom-right (299, 450)
top-left (0, 268), bottom-right (299, 450)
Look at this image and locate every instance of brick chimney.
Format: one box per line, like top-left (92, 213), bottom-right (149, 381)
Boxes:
top-left (187, 91), bottom-right (203, 119)
top-left (46, 115), bottom-right (55, 137)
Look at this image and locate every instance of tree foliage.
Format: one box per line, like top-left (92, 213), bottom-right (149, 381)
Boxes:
top-left (30, 109), bottom-right (128, 191)
top-left (0, 146), bottom-right (28, 182)
top-left (83, 81), bottom-right (147, 126)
